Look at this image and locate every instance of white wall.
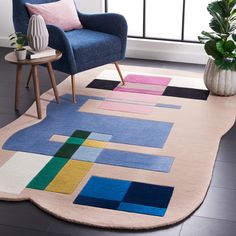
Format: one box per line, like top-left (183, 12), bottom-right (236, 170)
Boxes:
top-left (0, 0), bottom-right (14, 47)
top-left (0, 0), bottom-right (207, 64)
top-left (75, 0), bottom-right (103, 13)
top-left (127, 39), bottom-right (207, 64)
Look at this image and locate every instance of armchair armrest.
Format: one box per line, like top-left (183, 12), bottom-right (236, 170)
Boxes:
top-left (46, 25), bottom-right (77, 75)
top-left (79, 13), bottom-right (128, 58)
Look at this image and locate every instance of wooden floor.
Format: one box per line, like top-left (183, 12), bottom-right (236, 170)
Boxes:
top-left (0, 47), bottom-right (236, 236)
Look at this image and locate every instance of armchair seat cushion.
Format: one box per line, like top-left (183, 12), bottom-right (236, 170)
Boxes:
top-left (65, 29), bottom-right (122, 72)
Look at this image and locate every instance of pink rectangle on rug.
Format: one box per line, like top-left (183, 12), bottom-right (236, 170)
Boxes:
top-left (107, 91), bottom-right (158, 104)
top-left (125, 74), bottom-right (172, 85)
top-left (114, 87), bottom-right (163, 95)
top-left (123, 82), bottom-right (167, 92)
top-left (99, 101), bottom-right (154, 114)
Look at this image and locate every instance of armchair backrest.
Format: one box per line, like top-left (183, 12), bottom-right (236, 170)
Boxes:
top-left (13, 0), bottom-right (59, 34)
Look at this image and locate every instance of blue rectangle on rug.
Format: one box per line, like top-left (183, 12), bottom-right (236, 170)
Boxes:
top-left (95, 149), bottom-right (173, 173)
top-left (3, 95), bottom-right (173, 156)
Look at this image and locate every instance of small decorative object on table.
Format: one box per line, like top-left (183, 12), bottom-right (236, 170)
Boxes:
top-left (25, 46), bottom-right (56, 60)
top-left (9, 32), bottom-right (27, 61)
top-left (27, 14), bottom-right (49, 51)
top-left (199, 0), bottom-right (236, 96)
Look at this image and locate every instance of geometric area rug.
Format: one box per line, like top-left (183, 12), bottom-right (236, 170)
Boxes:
top-left (0, 65), bottom-right (235, 230)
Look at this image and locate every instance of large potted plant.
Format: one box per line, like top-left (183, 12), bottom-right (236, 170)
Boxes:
top-left (199, 0), bottom-right (236, 96)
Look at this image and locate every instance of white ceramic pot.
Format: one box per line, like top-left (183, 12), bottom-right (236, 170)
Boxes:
top-left (204, 58), bottom-right (236, 96)
top-left (15, 48), bottom-right (27, 61)
top-left (27, 14), bottom-right (49, 51)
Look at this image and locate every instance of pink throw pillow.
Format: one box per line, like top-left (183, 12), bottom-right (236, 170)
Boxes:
top-left (25, 0), bottom-right (82, 31)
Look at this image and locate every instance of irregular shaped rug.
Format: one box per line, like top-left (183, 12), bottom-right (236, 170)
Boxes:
top-left (0, 64), bottom-right (235, 230)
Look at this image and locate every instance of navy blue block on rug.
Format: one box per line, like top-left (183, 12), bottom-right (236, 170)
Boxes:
top-left (163, 86), bottom-right (209, 100)
top-left (87, 79), bottom-right (121, 90)
top-left (74, 176), bottom-right (174, 217)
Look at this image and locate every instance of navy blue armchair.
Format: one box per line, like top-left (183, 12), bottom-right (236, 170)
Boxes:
top-left (12, 0), bottom-right (128, 102)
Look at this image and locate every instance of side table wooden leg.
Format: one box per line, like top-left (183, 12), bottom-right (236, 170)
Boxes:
top-left (15, 64), bottom-right (22, 110)
top-left (32, 65), bottom-right (42, 119)
top-left (25, 67), bottom-right (33, 88)
top-left (47, 62), bottom-right (59, 103)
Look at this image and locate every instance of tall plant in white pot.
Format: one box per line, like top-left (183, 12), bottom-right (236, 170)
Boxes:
top-left (199, 0), bottom-right (236, 96)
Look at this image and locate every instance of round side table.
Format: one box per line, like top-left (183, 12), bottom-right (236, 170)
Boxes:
top-left (5, 50), bottom-right (62, 119)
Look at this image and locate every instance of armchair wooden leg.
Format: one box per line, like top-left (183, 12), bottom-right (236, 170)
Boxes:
top-left (71, 75), bottom-right (76, 103)
top-left (114, 62), bottom-right (125, 85)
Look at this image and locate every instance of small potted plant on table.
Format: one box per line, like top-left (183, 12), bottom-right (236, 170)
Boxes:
top-left (9, 32), bottom-right (27, 61)
top-left (199, 0), bottom-right (236, 96)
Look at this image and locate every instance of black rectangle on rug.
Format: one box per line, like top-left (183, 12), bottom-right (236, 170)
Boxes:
top-left (163, 86), bottom-right (209, 100)
top-left (87, 79), bottom-right (120, 90)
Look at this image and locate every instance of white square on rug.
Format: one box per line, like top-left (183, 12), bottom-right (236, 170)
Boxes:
top-left (0, 152), bottom-right (52, 194)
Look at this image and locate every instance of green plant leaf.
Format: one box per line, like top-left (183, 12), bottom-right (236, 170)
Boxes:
top-left (15, 32), bottom-right (22, 36)
top-left (205, 40), bottom-right (222, 59)
top-left (208, 1), bottom-right (228, 33)
top-left (8, 31), bottom-right (26, 49)
top-left (215, 58), bottom-right (232, 69)
top-left (216, 40), bottom-right (225, 54)
top-left (230, 8), bottom-right (236, 16)
top-left (229, 15), bottom-right (236, 23)
top-left (208, 1), bottom-right (226, 17)
top-left (198, 36), bottom-right (209, 43)
top-left (230, 23), bottom-right (236, 32)
top-left (201, 30), bottom-right (221, 40)
top-left (209, 18), bottom-right (224, 33)
top-left (16, 38), bottom-right (24, 47)
top-left (225, 40), bottom-right (236, 52)
top-left (229, 0), bottom-right (236, 9)
top-left (232, 34), bottom-right (236, 41)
